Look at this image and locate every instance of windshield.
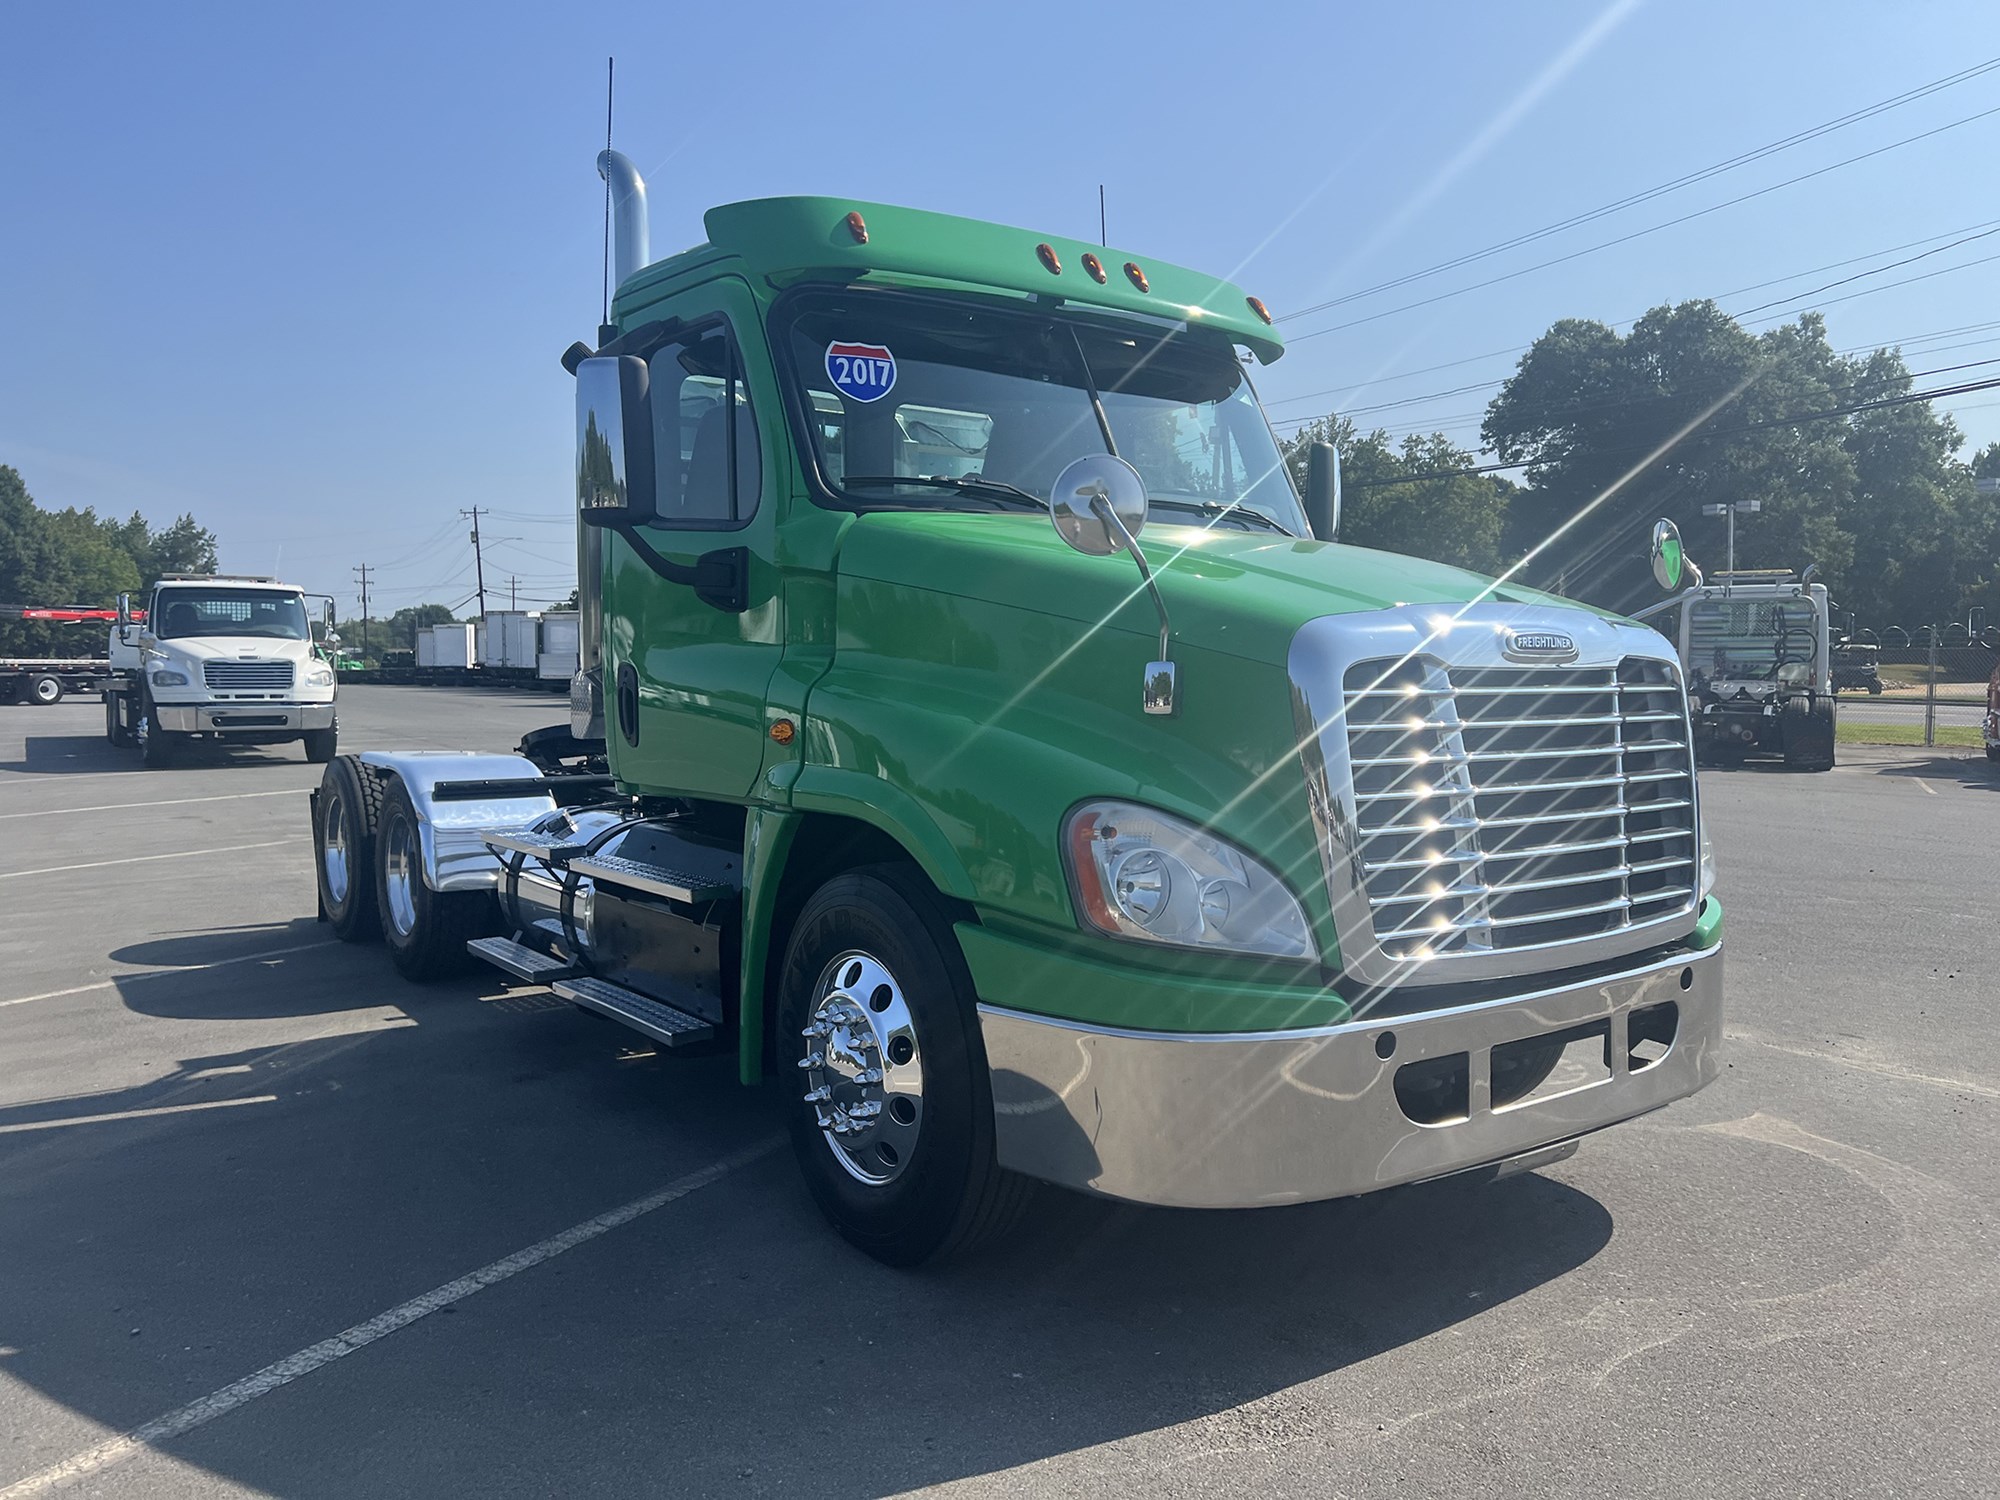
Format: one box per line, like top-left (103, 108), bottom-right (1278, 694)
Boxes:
top-left (1688, 597), bottom-right (1819, 684)
top-left (156, 588), bottom-right (310, 641)
top-left (780, 290), bottom-right (1305, 535)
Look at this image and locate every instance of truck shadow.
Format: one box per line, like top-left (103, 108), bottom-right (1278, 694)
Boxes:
top-left (1868, 755), bottom-right (1999, 792)
top-left (0, 941), bottom-right (1616, 1497)
top-left (0, 731), bottom-right (140, 775)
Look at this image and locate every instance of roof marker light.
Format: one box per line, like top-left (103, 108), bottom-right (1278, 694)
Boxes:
top-left (1124, 261), bottom-right (1150, 292)
top-left (1246, 295), bottom-right (1274, 325)
top-left (1081, 252), bottom-right (1108, 284)
top-left (844, 211), bottom-right (869, 244)
top-left (1036, 242), bottom-right (1062, 274)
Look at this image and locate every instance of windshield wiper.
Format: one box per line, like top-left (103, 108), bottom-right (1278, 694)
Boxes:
top-left (841, 475), bottom-right (1051, 512)
top-left (1151, 498), bottom-right (1297, 537)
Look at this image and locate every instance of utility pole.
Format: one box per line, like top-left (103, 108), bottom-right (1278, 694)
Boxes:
top-left (351, 563), bottom-right (372, 661)
top-left (509, 575), bottom-right (518, 611)
top-left (461, 507), bottom-right (488, 620)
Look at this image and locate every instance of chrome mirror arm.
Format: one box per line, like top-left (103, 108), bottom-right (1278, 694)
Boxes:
top-left (1092, 494), bottom-right (1177, 715)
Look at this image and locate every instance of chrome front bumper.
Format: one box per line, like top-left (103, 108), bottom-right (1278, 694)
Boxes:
top-left (979, 943), bottom-right (1722, 1208)
top-left (154, 701), bottom-right (336, 733)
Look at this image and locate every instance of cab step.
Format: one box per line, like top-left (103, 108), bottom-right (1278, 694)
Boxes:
top-left (467, 935), bottom-right (581, 985)
top-left (566, 851), bottom-right (737, 905)
top-left (552, 975), bottom-right (717, 1048)
top-left (483, 829), bottom-right (586, 863)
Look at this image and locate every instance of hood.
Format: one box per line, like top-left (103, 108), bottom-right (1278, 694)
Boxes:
top-left (151, 635), bottom-right (318, 664)
top-left (838, 512), bottom-right (1605, 666)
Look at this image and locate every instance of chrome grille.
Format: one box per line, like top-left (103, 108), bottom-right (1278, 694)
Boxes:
top-left (202, 660), bottom-right (294, 691)
top-left (1341, 657), bottom-right (1696, 959)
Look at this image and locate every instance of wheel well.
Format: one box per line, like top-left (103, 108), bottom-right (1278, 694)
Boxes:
top-left (757, 813), bottom-right (975, 1070)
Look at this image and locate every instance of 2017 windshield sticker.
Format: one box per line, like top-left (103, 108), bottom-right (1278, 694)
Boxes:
top-left (826, 342), bottom-right (896, 403)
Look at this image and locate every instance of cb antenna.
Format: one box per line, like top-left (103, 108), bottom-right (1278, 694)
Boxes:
top-left (600, 56), bottom-right (615, 342)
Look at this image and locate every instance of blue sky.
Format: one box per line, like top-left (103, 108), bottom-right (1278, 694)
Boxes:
top-left (3, 0), bottom-right (1996, 614)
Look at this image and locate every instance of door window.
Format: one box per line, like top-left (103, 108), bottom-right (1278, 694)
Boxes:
top-left (647, 324), bottom-right (762, 526)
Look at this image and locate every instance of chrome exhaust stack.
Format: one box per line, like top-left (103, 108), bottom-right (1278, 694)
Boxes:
top-left (597, 149), bottom-right (650, 294)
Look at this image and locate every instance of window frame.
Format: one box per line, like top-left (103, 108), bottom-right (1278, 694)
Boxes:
top-left (642, 314), bottom-right (764, 533)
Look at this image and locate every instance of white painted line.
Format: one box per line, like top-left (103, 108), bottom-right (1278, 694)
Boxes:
top-left (1913, 777), bottom-right (1937, 795)
top-left (0, 839), bottom-right (300, 881)
top-left (0, 787), bottom-right (308, 820)
top-left (0, 1095), bottom-right (277, 1135)
top-left (0, 1138), bottom-right (783, 1498)
top-left (0, 938), bottom-right (335, 1009)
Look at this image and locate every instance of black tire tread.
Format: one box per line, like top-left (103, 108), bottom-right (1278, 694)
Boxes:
top-left (318, 756), bottom-right (383, 943)
top-left (377, 779), bottom-right (495, 981)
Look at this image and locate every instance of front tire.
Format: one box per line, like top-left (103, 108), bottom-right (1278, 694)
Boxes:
top-left (374, 777), bottom-right (497, 981)
top-left (316, 756), bottom-right (382, 942)
top-left (29, 674), bottom-right (63, 706)
top-left (105, 694), bottom-right (135, 747)
top-left (778, 865), bottom-right (1035, 1267)
top-left (303, 725), bottom-right (337, 764)
top-left (140, 697), bottom-right (180, 768)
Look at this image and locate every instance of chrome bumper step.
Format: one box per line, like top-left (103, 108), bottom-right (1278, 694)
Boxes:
top-left (552, 975), bottom-right (716, 1048)
top-left (566, 852), bottom-right (735, 905)
top-left (466, 935), bottom-right (581, 985)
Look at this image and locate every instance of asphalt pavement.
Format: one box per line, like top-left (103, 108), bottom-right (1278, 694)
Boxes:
top-left (1, 686), bottom-right (1995, 1498)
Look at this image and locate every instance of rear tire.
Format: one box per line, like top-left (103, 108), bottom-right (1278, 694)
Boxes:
top-left (778, 864), bottom-right (1037, 1267)
top-left (375, 777), bottom-right (497, 981)
top-left (303, 725), bottom-right (337, 764)
top-left (316, 756), bottom-right (383, 942)
top-left (29, 674), bottom-right (63, 706)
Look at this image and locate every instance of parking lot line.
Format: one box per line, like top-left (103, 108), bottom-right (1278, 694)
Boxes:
top-left (0, 939), bottom-right (337, 1009)
top-left (0, 1095), bottom-right (278, 1135)
top-left (0, 788), bottom-right (309, 820)
top-left (0, 839), bottom-right (301, 881)
top-left (0, 1137), bottom-right (783, 1499)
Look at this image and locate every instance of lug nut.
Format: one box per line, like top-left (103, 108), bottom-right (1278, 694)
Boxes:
top-left (802, 1085), bottom-right (831, 1104)
top-left (798, 1053), bottom-right (824, 1070)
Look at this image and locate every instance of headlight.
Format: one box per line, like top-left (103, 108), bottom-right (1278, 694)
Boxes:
top-left (1064, 800), bottom-right (1317, 960)
top-left (1698, 817), bottom-right (1717, 901)
top-left (150, 669), bottom-right (189, 687)
top-left (304, 662), bottom-right (335, 687)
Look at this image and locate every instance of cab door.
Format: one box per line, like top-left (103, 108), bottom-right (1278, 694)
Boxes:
top-left (603, 277), bottom-right (786, 800)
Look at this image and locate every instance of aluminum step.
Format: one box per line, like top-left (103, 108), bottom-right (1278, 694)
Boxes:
top-left (484, 829), bottom-right (583, 862)
top-left (566, 852), bottom-right (735, 905)
top-left (467, 935), bottom-right (581, 985)
top-left (552, 976), bottom-right (716, 1048)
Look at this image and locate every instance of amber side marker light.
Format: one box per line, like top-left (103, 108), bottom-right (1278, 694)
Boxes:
top-left (769, 718), bottom-right (797, 745)
top-left (1246, 296), bottom-right (1274, 325)
top-left (1081, 252), bottom-right (1108, 284)
top-left (1124, 261), bottom-right (1149, 292)
top-left (844, 211), bottom-right (869, 244)
top-left (1036, 242), bottom-right (1062, 275)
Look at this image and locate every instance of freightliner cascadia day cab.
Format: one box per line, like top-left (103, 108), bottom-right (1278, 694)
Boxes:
top-left (310, 152), bottom-right (1724, 1265)
top-left (107, 575), bottom-right (339, 767)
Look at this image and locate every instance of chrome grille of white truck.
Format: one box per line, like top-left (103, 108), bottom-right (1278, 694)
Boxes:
top-left (1341, 656), bottom-right (1697, 959)
top-left (202, 660), bottom-right (295, 691)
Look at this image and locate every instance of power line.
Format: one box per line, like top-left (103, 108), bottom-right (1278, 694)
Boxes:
top-left (1340, 374), bottom-right (2000, 488)
top-left (1278, 56), bottom-right (2000, 323)
top-left (1285, 101), bottom-right (2000, 344)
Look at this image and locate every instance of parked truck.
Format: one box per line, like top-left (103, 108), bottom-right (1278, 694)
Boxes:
top-left (105, 574), bottom-right (340, 766)
top-left (1, 605), bottom-right (132, 704)
top-left (310, 157), bottom-right (1723, 1264)
top-left (1635, 567), bottom-right (1836, 770)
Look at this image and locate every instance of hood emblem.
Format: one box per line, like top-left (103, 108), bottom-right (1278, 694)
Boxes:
top-left (1503, 629), bottom-right (1579, 663)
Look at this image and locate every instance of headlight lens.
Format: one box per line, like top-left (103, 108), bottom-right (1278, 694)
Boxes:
top-left (150, 668), bottom-right (189, 687)
top-left (1698, 816), bottom-right (1717, 901)
top-left (304, 662), bottom-right (335, 687)
top-left (1064, 800), bottom-right (1317, 960)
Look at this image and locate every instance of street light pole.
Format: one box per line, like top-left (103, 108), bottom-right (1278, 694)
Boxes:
top-left (1701, 499), bottom-right (1761, 594)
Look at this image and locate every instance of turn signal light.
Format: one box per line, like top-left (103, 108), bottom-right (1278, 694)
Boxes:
top-left (769, 718), bottom-right (797, 745)
top-left (1124, 261), bottom-right (1149, 292)
top-left (844, 211), bottom-right (868, 244)
top-left (1081, 252), bottom-right (1107, 283)
top-left (1246, 295), bottom-right (1273, 325)
top-left (1036, 242), bottom-right (1062, 274)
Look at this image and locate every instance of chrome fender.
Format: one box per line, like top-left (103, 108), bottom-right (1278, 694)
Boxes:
top-left (358, 751), bottom-right (556, 893)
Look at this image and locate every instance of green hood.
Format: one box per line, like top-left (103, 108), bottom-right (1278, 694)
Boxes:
top-left (837, 511), bottom-right (1593, 665)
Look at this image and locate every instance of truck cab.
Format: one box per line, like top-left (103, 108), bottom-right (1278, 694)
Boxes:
top-left (107, 574), bottom-right (338, 767)
top-left (312, 163), bottom-right (1724, 1264)
top-left (1635, 569), bottom-right (1836, 770)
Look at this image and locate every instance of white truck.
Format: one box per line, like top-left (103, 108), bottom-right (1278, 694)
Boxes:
top-left (104, 575), bottom-right (340, 767)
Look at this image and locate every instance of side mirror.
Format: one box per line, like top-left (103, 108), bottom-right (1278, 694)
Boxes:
top-left (1305, 442), bottom-right (1341, 543)
top-left (1650, 518), bottom-right (1701, 592)
top-left (1050, 453), bottom-right (1149, 556)
top-left (116, 593), bottom-right (132, 627)
top-left (574, 355), bottom-right (656, 526)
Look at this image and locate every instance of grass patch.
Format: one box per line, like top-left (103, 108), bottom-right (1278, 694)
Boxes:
top-left (1836, 721), bottom-right (1982, 748)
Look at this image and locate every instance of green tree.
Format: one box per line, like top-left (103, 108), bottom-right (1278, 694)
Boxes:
top-left (1282, 416), bottom-right (1512, 574)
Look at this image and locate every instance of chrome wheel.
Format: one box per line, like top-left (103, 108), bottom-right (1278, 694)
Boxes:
top-left (799, 949), bottom-right (923, 1185)
top-left (321, 788), bottom-right (351, 905)
top-left (381, 812), bottom-right (418, 938)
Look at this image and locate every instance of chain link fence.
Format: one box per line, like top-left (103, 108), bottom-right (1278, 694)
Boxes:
top-left (1834, 630), bottom-right (1996, 748)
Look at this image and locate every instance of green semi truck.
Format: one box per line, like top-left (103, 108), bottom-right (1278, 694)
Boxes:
top-left (311, 152), bottom-right (1723, 1264)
